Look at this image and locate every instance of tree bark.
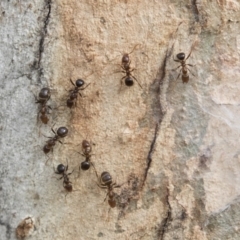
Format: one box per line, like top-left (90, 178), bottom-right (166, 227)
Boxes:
top-left (1, 0), bottom-right (240, 239)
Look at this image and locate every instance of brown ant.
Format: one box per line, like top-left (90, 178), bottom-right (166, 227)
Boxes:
top-left (43, 126), bottom-right (68, 155)
top-left (54, 163), bottom-right (73, 192)
top-left (121, 45), bottom-right (142, 88)
top-left (79, 140), bottom-right (94, 171)
top-left (35, 87), bottom-right (51, 124)
top-left (97, 171), bottom-right (120, 208)
top-left (173, 49), bottom-right (195, 83)
top-left (67, 79), bottom-right (90, 108)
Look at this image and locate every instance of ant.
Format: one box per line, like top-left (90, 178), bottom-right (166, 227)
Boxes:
top-left (173, 48), bottom-right (195, 83)
top-left (43, 126), bottom-right (68, 155)
top-left (97, 171), bottom-right (120, 208)
top-left (54, 163), bottom-right (73, 192)
top-left (35, 87), bottom-right (51, 124)
top-left (79, 140), bottom-right (94, 171)
top-left (67, 79), bottom-right (90, 108)
top-left (120, 45), bottom-right (142, 88)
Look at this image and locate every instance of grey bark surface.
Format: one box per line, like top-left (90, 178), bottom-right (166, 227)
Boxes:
top-left (1, 0), bottom-right (240, 239)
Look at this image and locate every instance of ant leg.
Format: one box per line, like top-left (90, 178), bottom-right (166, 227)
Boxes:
top-left (53, 165), bottom-right (58, 174)
top-left (64, 193), bottom-right (68, 202)
top-left (132, 75), bottom-right (143, 89)
top-left (173, 57), bottom-right (180, 62)
top-left (77, 169), bottom-right (81, 178)
top-left (176, 70), bottom-right (182, 81)
top-left (93, 165), bottom-right (100, 181)
top-left (120, 76), bottom-right (125, 82)
top-left (111, 181), bottom-right (122, 188)
top-left (53, 170), bottom-right (62, 175)
top-left (185, 48), bottom-right (194, 61)
top-left (186, 67), bottom-right (195, 76)
top-left (97, 183), bottom-right (107, 189)
top-left (33, 93), bottom-right (38, 103)
top-left (41, 133), bottom-right (52, 139)
top-left (128, 44), bottom-right (140, 55)
top-left (70, 79), bottom-right (75, 87)
top-left (77, 152), bottom-right (85, 158)
top-left (186, 64), bottom-right (195, 67)
top-left (51, 123), bottom-right (57, 135)
top-left (103, 192), bottom-right (109, 203)
top-left (113, 70), bottom-right (123, 74)
top-left (37, 117), bottom-right (43, 137)
top-left (170, 65), bottom-right (181, 71)
top-left (119, 76), bottom-right (125, 91)
top-left (185, 40), bottom-right (198, 61)
top-left (67, 169), bottom-right (74, 176)
top-left (45, 154), bottom-right (52, 165)
top-left (81, 83), bottom-right (91, 90)
top-left (90, 161), bottom-right (97, 174)
top-left (65, 159), bottom-right (70, 173)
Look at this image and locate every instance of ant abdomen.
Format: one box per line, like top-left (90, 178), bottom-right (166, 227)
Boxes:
top-left (57, 164), bottom-right (66, 174)
top-left (176, 52), bottom-right (185, 61)
top-left (125, 77), bottom-right (134, 86)
top-left (101, 171), bottom-right (113, 186)
top-left (81, 161), bottom-right (90, 170)
top-left (57, 127), bottom-right (68, 138)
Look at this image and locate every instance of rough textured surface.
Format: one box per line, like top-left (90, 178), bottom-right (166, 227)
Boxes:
top-left (1, 0), bottom-right (240, 239)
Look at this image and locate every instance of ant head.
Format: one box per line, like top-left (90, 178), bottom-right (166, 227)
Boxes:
top-left (57, 127), bottom-right (68, 138)
top-left (125, 77), bottom-right (134, 87)
top-left (176, 52), bottom-right (185, 61)
top-left (75, 79), bottom-right (85, 88)
top-left (57, 164), bottom-right (65, 174)
top-left (82, 140), bottom-right (90, 149)
top-left (122, 54), bottom-right (130, 64)
top-left (39, 87), bottom-right (50, 99)
top-left (121, 44), bottom-right (140, 64)
top-left (81, 161), bottom-right (90, 170)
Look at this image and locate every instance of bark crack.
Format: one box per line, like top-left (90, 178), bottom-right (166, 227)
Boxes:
top-left (157, 188), bottom-right (172, 240)
top-left (191, 0), bottom-right (199, 22)
top-left (142, 123), bottom-right (159, 186)
top-left (35, 0), bottom-right (52, 82)
top-left (142, 42), bottom-right (175, 187)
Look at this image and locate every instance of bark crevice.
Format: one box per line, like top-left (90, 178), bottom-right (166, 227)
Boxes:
top-left (157, 188), bottom-right (172, 240)
top-left (35, 0), bottom-right (52, 83)
top-left (191, 0), bottom-right (200, 22)
top-left (142, 41), bottom-right (175, 187)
